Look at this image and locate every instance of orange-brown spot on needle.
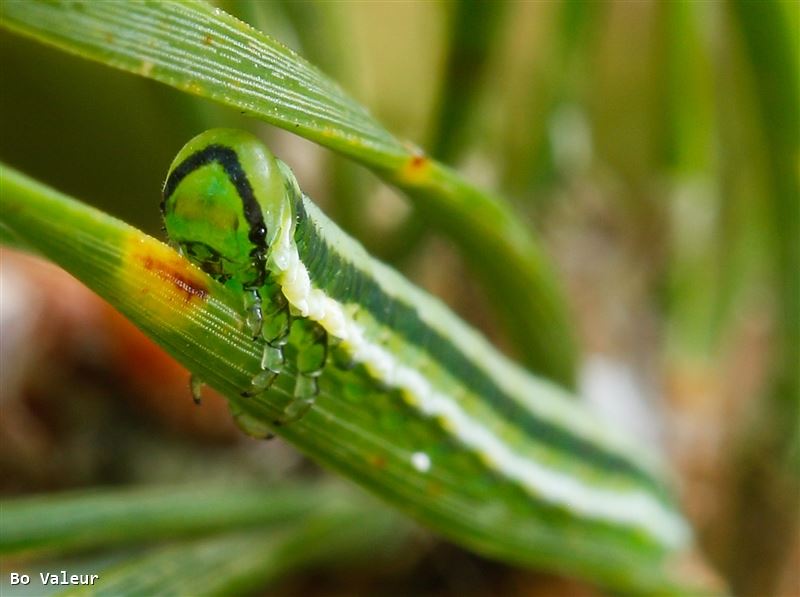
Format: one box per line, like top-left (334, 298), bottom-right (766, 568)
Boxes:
top-left (370, 454), bottom-right (387, 469)
top-left (120, 235), bottom-right (210, 316)
top-left (397, 152), bottom-right (431, 185)
top-left (410, 154), bottom-right (427, 169)
top-left (140, 253), bottom-right (209, 303)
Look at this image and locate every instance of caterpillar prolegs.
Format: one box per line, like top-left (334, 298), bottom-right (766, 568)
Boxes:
top-left (161, 129), bottom-right (690, 561)
top-left (162, 130), bottom-right (328, 425)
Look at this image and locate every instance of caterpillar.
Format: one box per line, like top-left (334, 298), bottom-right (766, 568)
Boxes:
top-left (162, 132), bottom-right (326, 419)
top-left (161, 129), bottom-right (690, 583)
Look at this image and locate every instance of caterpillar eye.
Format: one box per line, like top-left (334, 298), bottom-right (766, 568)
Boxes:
top-left (248, 222), bottom-right (266, 244)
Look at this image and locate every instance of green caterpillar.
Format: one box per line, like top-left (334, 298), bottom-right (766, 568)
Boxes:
top-left (162, 129), bottom-right (690, 585)
top-left (162, 128), bottom-right (326, 419)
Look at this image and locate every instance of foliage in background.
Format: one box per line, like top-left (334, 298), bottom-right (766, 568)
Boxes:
top-left (1, 1), bottom-right (797, 595)
top-left (1, 483), bottom-right (412, 596)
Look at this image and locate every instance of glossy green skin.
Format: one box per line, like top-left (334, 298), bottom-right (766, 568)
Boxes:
top-left (165, 166), bottom-right (252, 278)
top-left (162, 129), bottom-right (286, 289)
top-left (157, 130), bottom-right (694, 594)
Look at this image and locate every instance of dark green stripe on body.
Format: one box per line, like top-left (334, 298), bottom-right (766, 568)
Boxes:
top-left (292, 199), bottom-right (670, 501)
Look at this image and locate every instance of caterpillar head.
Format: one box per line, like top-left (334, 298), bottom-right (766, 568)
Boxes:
top-left (162, 129), bottom-right (292, 288)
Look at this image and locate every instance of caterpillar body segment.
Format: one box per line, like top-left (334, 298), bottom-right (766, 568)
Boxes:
top-left (161, 129), bottom-right (692, 587)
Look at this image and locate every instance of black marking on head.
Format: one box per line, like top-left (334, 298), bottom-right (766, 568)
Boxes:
top-left (162, 144), bottom-right (268, 287)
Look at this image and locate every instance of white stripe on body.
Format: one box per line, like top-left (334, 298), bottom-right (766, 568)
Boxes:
top-left (268, 203), bottom-right (690, 549)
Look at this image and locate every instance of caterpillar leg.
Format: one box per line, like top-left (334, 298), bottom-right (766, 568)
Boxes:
top-left (189, 373), bottom-right (204, 405)
top-left (243, 289), bottom-right (263, 339)
top-left (241, 368), bottom-right (277, 398)
top-left (230, 403), bottom-right (275, 440)
top-left (260, 281), bottom-right (291, 346)
top-left (168, 239), bottom-right (185, 256)
top-left (242, 282), bottom-right (292, 398)
top-left (277, 319), bottom-right (328, 425)
top-left (259, 281), bottom-right (291, 374)
top-left (295, 320), bottom-right (327, 379)
top-left (239, 338), bottom-right (284, 398)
